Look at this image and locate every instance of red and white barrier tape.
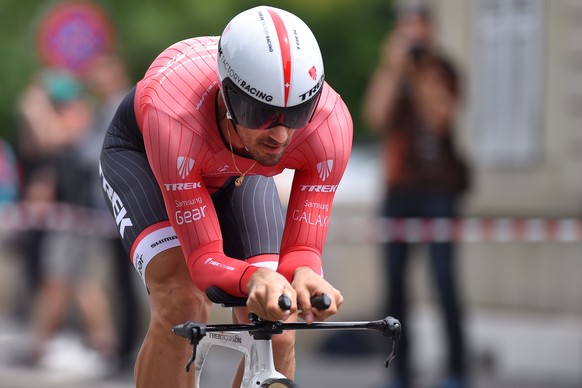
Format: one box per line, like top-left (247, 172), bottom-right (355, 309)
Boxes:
top-left (329, 217), bottom-right (582, 243)
top-left (0, 202), bottom-right (117, 237)
top-left (2, 203), bottom-right (582, 243)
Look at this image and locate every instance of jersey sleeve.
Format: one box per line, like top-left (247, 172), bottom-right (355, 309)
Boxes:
top-left (277, 94), bottom-right (353, 281)
top-left (141, 107), bottom-right (257, 296)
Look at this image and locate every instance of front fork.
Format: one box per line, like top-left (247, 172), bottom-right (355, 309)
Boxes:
top-left (246, 338), bottom-right (287, 387)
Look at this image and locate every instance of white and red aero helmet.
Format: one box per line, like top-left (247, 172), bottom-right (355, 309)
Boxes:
top-left (217, 6), bottom-right (324, 129)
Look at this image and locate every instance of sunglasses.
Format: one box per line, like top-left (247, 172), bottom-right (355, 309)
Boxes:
top-left (221, 78), bottom-right (321, 130)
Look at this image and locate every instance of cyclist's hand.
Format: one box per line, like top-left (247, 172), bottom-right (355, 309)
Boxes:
top-left (246, 268), bottom-right (297, 321)
top-left (292, 267), bottom-right (343, 324)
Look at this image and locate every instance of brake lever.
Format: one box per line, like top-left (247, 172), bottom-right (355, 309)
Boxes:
top-left (382, 316), bottom-right (401, 368)
top-left (172, 321), bottom-right (207, 372)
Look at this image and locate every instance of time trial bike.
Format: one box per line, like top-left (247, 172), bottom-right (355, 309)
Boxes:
top-left (173, 286), bottom-right (401, 388)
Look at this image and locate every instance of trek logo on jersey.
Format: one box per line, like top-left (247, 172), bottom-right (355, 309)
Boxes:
top-left (99, 163), bottom-right (134, 238)
top-left (300, 184), bottom-right (338, 193)
top-left (317, 159), bottom-right (333, 181)
top-left (164, 182), bottom-right (202, 191)
top-left (204, 257), bottom-right (235, 271)
top-left (177, 157), bottom-right (195, 179)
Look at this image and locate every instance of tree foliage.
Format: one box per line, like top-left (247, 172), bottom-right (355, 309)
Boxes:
top-left (0, 0), bottom-right (396, 142)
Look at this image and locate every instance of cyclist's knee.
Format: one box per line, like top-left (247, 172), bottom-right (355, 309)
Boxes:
top-left (151, 285), bottom-right (211, 325)
top-left (272, 329), bottom-right (296, 351)
top-left (145, 247), bottom-right (211, 324)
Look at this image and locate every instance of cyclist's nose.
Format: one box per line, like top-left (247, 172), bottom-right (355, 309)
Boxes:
top-left (267, 126), bottom-right (291, 144)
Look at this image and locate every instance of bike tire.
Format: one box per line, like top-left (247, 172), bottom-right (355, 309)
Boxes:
top-left (261, 378), bottom-right (297, 387)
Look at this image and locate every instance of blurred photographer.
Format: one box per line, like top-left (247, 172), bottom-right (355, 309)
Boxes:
top-left (363, 3), bottom-right (470, 388)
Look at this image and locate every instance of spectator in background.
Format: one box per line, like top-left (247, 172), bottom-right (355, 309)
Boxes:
top-left (362, 4), bottom-right (470, 388)
top-left (15, 69), bottom-right (118, 371)
top-left (0, 138), bottom-right (19, 205)
top-left (82, 53), bottom-right (142, 370)
top-left (13, 69), bottom-right (88, 318)
top-left (0, 137), bottom-right (20, 255)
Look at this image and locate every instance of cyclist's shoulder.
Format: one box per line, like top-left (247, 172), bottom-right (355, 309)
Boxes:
top-left (135, 37), bottom-right (221, 142)
top-left (147, 36), bottom-right (219, 71)
top-left (288, 83), bottom-right (353, 155)
top-left (138, 36), bottom-right (219, 101)
top-left (312, 83), bottom-right (353, 130)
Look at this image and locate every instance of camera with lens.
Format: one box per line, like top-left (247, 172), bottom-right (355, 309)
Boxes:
top-left (408, 43), bottom-right (428, 63)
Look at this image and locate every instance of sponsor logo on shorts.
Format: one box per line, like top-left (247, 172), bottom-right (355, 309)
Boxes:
top-left (150, 235), bottom-right (178, 249)
top-left (100, 164), bottom-right (134, 238)
top-left (135, 253), bottom-right (144, 278)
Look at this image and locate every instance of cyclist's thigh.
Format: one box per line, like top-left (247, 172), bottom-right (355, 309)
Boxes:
top-left (100, 91), bottom-right (177, 285)
top-left (212, 175), bottom-right (285, 260)
top-left (101, 157), bottom-right (173, 274)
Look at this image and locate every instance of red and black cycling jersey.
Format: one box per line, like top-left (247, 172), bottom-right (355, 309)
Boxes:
top-left (116, 37), bottom-right (353, 296)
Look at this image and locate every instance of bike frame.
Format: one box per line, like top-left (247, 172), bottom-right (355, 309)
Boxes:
top-left (193, 327), bottom-right (286, 387)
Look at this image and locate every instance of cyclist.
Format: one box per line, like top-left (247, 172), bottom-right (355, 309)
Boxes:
top-left (99, 6), bottom-right (353, 388)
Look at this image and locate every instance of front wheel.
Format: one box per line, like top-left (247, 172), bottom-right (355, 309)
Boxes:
top-left (261, 378), bottom-right (297, 387)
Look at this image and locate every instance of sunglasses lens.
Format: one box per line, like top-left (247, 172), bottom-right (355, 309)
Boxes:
top-left (223, 79), bottom-right (321, 129)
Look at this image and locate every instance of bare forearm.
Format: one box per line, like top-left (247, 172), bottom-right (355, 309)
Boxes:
top-left (411, 73), bottom-right (457, 133)
top-left (362, 67), bottom-right (403, 133)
